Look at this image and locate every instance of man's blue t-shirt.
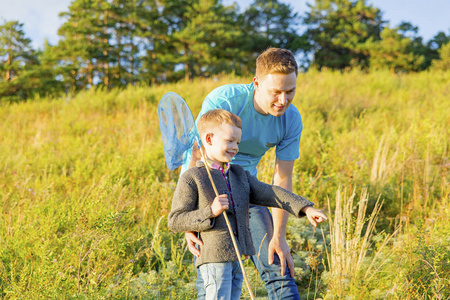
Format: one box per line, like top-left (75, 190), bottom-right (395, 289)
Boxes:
top-left (181, 83), bottom-right (302, 177)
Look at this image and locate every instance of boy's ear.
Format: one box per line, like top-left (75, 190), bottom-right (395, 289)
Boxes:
top-left (205, 133), bottom-right (213, 145)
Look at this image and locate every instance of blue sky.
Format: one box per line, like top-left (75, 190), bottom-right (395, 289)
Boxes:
top-left (1, 0), bottom-right (449, 50)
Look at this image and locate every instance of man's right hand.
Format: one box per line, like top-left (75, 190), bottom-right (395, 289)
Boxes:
top-left (185, 231), bottom-right (203, 258)
top-left (188, 141), bottom-right (202, 168)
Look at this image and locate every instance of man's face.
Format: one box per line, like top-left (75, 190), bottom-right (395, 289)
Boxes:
top-left (205, 124), bottom-right (241, 165)
top-left (253, 72), bottom-right (297, 117)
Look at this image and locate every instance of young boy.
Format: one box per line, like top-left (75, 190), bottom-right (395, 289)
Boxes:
top-left (168, 109), bottom-right (327, 299)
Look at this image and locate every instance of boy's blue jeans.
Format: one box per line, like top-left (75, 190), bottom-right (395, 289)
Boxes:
top-left (198, 261), bottom-right (243, 300)
top-left (196, 205), bottom-right (301, 299)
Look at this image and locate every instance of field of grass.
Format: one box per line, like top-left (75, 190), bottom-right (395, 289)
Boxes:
top-left (1, 70), bottom-right (449, 299)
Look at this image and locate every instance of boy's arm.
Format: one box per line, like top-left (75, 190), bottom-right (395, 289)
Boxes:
top-left (168, 175), bottom-right (215, 233)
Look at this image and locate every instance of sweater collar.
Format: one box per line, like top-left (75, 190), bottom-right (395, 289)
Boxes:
top-left (201, 157), bottom-right (230, 175)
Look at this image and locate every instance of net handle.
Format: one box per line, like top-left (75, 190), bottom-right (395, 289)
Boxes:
top-left (198, 147), bottom-right (255, 300)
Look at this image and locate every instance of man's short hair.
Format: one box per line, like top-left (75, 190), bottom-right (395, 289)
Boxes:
top-left (256, 48), bottom-right (298, 78)
top-left (197, 109), bottom-right (242, 143)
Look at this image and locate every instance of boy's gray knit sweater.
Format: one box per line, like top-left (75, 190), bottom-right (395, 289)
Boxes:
top-left (168, 161), bottom-right (314, 268)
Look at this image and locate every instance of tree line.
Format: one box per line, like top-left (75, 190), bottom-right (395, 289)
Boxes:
top-left (1, 0), bottom-right (449, 102)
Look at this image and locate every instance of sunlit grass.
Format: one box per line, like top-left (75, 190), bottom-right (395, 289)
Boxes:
top-left (0, 70), bottom-right (448, 299)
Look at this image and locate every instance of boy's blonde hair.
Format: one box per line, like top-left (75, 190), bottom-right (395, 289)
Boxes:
top-left (197, 109), bottom-right (242, 143)
top-left (256, 48), bottom-right (298, 78)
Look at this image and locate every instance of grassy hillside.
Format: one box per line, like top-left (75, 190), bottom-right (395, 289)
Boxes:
top-left (1, 70), bottom-right (449, 299)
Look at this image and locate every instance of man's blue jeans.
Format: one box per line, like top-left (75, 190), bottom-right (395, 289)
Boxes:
top-left (198, 261), bottom-right (243, 300)
top-left (196, 205), bottom-right (301, 299)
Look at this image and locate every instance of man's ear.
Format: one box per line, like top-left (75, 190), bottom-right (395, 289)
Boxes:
top-left (253, 76), bottom-right (259, 88)
top-left (205, 133), bottom-right (213, 145)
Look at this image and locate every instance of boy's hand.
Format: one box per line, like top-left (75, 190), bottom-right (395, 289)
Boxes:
top-left (211, 194), bottom-right (229, 217)
top-left (301, 206), bottom-right (328, 227)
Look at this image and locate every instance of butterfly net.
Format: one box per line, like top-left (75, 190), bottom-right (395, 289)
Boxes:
top-left (158, 92), bottom-right (197, 170)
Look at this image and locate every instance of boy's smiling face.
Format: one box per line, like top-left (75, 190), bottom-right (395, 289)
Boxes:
top-left (204, 124), bottom-right (241, 165)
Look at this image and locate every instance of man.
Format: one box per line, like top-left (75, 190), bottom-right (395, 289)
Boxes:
top-left (181, 48), bottom-right (326, 299)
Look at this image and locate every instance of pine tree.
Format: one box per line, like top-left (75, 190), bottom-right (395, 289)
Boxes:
top-left (134, 0), bottom-right (174, 84)
top-left (154, 0), bottom-right (244, 81)
top-left (423, 31), bottom-right (450, 69)
top-left (304, 0), bottom-right (384, 69)
top-left (367, 26), bottom-right (424, 72)
top-left (57, 0), bottom-right (167, 88)
top-left (108, 0), bottom-right (146, 85)
top-left (242, 0), bottom-right (308, 55)
top-left (396, 22), bottom-right (433, 70)
top-left (37, 40), bottom-right (66, 96)
top-left (57, 0), bottom-right (99, 90)
top-left (431, 42), bottom-right (450, 70)
top-left (0, 20), bottom-right (39, 101)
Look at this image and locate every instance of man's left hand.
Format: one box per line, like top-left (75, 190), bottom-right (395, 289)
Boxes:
top-left (268, 235), bottom-right (295, 278)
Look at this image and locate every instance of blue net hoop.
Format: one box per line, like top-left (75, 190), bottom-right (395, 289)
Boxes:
top-left (158, 92), bottom-right (197, 170)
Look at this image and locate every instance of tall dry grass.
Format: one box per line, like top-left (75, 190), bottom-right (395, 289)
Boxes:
top-left (322, 187), bottom-right (399, 298)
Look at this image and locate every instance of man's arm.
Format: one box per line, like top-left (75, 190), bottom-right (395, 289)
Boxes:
top-left (269, 158), bottom-right (295, 277)
top-left (188, 141), bottom-right (202, 168)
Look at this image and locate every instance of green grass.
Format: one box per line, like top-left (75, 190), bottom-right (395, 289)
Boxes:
top-left (1, 70), bottom-right (449, 299)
